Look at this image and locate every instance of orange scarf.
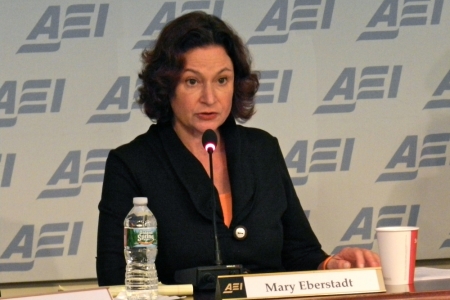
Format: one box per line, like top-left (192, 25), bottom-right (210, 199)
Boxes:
top-left (219, 193), bottom-right (232, 227)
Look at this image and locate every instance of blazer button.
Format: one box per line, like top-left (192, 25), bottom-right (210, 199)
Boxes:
top-left (234, 226), bottom-right (247, 240)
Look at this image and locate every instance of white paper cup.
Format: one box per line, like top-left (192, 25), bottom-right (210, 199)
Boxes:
top-left (385, 284), bottom-right (415, 293)
top-left (375, 226), bottom-right (419, 285)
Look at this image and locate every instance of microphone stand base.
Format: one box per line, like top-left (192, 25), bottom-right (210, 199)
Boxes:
top-left (174, 265), bottom-right (244, 290)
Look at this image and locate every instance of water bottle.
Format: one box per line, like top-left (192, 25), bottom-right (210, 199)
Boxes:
top-left (124, 197), bottom-right (158, 300)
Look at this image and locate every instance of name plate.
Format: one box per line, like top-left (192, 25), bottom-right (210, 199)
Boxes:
top-left (216, 267), bottom-right (385, 299)
top-left (3, 288), bottom-right (113, 300)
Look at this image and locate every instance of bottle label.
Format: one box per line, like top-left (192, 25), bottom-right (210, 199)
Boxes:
top-left (126, 227), bottom-right (157, 248)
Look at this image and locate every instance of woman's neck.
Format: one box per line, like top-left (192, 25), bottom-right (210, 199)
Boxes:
top-left (173, 125), bottom-right (230, 194)
top-left (173, 125), bottom-right (221, 158)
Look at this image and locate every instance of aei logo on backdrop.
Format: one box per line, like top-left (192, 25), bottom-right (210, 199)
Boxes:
top-left (247, 0), bottom-right (335, 45)
top-left (88, 70), bottom-right (293, 123)
top-left (17, 4), bottom-right (109, 53)
top-left (441, 235), bottom-right (450, 249)
top-left (0, 79), bottom-right (66, 127)
top-left (0, 222), bottom-right (83, 272)
top-left (87, 77), bottom-right (141, 124)
top-left (423, 69), bottom-right (450, 110)
top-left (284, 138), bottom-right (354, 185)
top-left (132, 1), bottom-right (224, 50)
top-left (357, 0), bottom-right (444, 41)
top-left (314, 65), bottom-right (402, 114)
top-left (37, 149), bottom-right (109, 199)
top-left (0, 153), bottom-right (15, 188)
top-left (331, 205), bottom-right (420, 254)
top-left (256, 70), bottom-right (293, 104)
top-left (377, 133), bottom-right (450, 182)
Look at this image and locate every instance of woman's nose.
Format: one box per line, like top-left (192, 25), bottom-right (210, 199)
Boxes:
top-left (201, 83), bottom-right (216, 104)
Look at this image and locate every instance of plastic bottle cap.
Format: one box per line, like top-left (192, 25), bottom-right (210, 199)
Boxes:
top-left (133, 197), bottom-right (148, 205)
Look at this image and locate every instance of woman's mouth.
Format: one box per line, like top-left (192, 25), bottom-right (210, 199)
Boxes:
top-left (197, 112), bottom-right (218, 120)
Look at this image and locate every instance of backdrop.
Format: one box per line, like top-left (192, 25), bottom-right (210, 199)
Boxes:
top-left (1, 0), bottom-right (450, 283)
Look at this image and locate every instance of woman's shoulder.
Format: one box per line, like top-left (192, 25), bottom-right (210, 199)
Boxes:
top-left (233, 125), bottom-right (281, 157)
top-left (111, 124), bottom-right (160, 158)
top-left (236, 125), bottom-right (278, 144)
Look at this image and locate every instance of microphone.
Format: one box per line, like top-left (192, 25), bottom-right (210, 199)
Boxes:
top-left (174, 129), bottom-right (243, 290)
top-left (201, 129), bottom-right (222, 266)
top-left (202, 129), bottom-right (217, 154)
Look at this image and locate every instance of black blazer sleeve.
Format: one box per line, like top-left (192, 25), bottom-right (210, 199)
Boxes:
top-left (273, 139), bottom-right (328, 270)
top-left (96, 149), bottom-right (138, 286)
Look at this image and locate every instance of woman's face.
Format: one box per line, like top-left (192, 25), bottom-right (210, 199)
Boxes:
top-left (171, 45), bottom-right (234, 139)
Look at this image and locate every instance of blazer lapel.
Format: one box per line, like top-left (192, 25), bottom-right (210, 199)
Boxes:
top-left (220, 117), bottom-right (256, 226)
top-left (155, 117), bottom-right (257, 227)
top-left (157, 123), bottom-right (216, 222)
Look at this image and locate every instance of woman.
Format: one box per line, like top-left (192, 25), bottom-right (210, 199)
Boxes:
top-left (96, 11), bottom-right (379, 287)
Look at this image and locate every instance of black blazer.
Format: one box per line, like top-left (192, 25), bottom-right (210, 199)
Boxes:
top-left (96, 116), bottom-right (327, 285)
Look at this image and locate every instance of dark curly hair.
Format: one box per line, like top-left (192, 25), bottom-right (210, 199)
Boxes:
top-left (137, 11), bottom-right (259, 124)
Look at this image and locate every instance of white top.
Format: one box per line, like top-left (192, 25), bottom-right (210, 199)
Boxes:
top-left (133, 197), bottom-right (148, 205)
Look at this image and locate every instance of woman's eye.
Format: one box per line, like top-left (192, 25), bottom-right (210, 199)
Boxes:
top-left (186, 78), bottom-right (197, 86)
top-left (218, 77), bottom-right (228, 84)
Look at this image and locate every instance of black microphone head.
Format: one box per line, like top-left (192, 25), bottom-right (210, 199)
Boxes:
top-left (202, 129), bottom-right (217, 153)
